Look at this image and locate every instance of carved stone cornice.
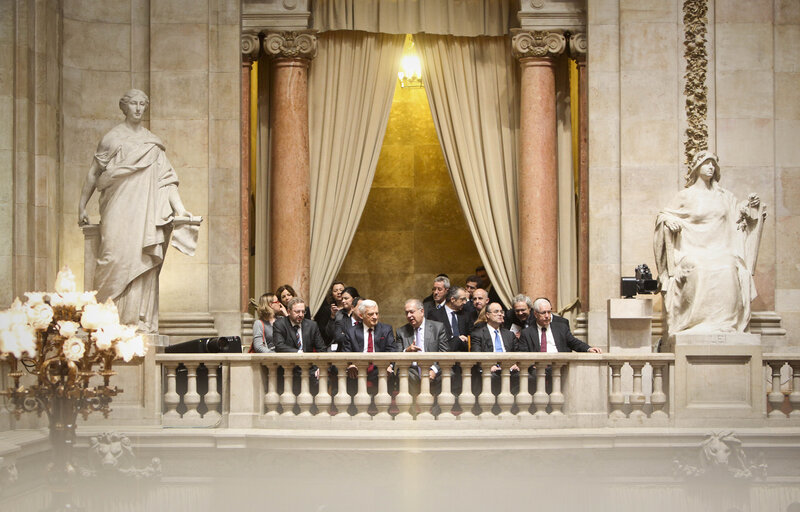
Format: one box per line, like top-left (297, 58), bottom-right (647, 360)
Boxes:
top-left (241, 32), bottom-right (261, 62)
top-left (568, 32), bottom-right (587, 63)
top-left (263, 30), bottom-right (317, 60)
top-left (511, 29), bottom-right (566, 61)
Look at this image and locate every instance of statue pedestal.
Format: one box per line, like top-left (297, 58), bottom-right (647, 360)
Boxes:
top-left (670, 333), bottom-right (765, 426)
top-left (607, 298), bottom-right (652, 353)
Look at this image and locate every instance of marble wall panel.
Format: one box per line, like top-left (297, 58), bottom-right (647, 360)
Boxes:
top-left (151, 0), bottom-right (209, 23)
top-left (206, 263), bottom-right (239, 312)
top-left (62, 0), bottom-right (131, 24)
top-left (619, 71), bottom-right (678, 121)
top-left (716, 118), bottom-right (775, 168)
top-left (776, 120), bottom-right (800, 167)
top-left (150, 24), bottom-right (209, 72)
top-left (587, 117), bottom-right (620, 167)
top-left (208, 216), bottom-right (240, 266)
top-left (588, 25), bottom-right (619, 72)
top-left (776, 25), bottom-right (800, 72)
top-left (619, 23), bottom-right (678, 72)
top-left (208, 167), bottom-right (239, 216)
top-left (0, 97), bottom-right (12, 150)
top-left (619, 0), bottom-right (676, 22)
top-left (776, 72), bottom-right (800, 120)
top-left (715, 0), bottom-right (773, 23)
top-left (62, 18), bottom-right (130, 71)
top-left (210, 72), bottom-right (239, 120)
top-left (161, 262), bottom-right (210, 312)
top-left (588, 0), bottom-right (620, 25)
top-left (777, 167), bottom-right (800, 217)
top-left (776, 0), bottom-right (800, 24)
top-left (208, 118), bottom-right (240, 169)
top-left (620, 119), bottom-right (678, 167)
top-left (150, 71), bottom-right (209, 119)
top-left (715, 24), bottom-right (773, 72)
top-left (62, 117), bottom-right (117, 166)
top-left (149, 119), bottom-right (209, 169)
top-left (716, 70), bottom-right (774, 119)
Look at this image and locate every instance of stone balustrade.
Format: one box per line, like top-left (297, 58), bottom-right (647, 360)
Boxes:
top-left (154, 353), bottom-right (680, 428)
top-left (763, 355), bottom-right (800, 419)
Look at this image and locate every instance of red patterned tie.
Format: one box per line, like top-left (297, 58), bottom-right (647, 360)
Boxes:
top-left (540, 327), bottom-right (547, 353)
top-left (367, 328), bottom-right (374, 353)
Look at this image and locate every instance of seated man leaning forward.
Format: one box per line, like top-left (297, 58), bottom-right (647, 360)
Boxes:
top-left (515, 298), bottom-right (602, 353)
top-left (395, 298), bottom-right (449, 392)
top-left (343, 299), bottom-right (397, 379)
top-left (273, 297), bottom-right (327, 353)
top-left (471, 302), bottom-right (519, 393)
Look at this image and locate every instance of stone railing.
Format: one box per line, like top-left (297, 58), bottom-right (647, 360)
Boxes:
top-left (763, 354), bottom-right (800, 418)
top-left (154, 353), bottom-right (677, 428)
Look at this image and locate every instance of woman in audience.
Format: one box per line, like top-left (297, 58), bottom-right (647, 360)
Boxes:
top-left (264, 293), bottom-right (287, 317)
top-left (275, 284), bottom-right (311, 319)
top-left (251, 293), bottom-right (276, 353)
top-left (314, 281), bottom-right (346, 341)
top-left (325, 286), bottom-right (361, 350)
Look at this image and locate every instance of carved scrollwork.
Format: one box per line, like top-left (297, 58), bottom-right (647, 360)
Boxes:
top-left (511, 30), bottom-right (566, 60)
top-left (263, 31), bottom-right (318, 60)
top-left (241, 32), bottom-right (261, 62)
top-left (569, 32), bottom-right (587, 62)
top-left (683, 0), bottom-right (709, 164)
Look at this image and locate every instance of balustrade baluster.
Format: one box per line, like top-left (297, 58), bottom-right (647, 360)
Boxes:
top-left (608, 362), bottom-right (625, 419)
top-left (532, 363), bottom-right (549, 418)
top-left (296, 363), bottom-right (314, 417)
top-left (458, 364), bottom-right (476, 420)
top-left (416, 363), bottom-right (435, 421)
top-left (516, 363), bottom-right (533, 418)
top-left (789, 361), bottom-right (800, 418)
top-left (332, 364), bottom-right (351, 420)
top-left (315, 363), bottom-right (332, 418)
top-left (650, 362), bottom-right (668, 419)
top-left (395, 362), bottom-right (413, 420)
top-left (204, 363), bottom-right (222, 422)
top-left (183, 363), bottom-right (202, 420)
top-left (163, 363), bottom-right (180, 420)
top-left (497, 365), bottom-right (514, 419)
top-left (263, 362), bottom-right (280, 418)
top-left (437, 365), bottom-right (456, 421)
top-left (478, 364), bottom-right (495, 419)
top-left (629, 362), bottom-right (646, 420)
top-left (374, 365), bottom-right (392, 420)
top-left (549, 363), bottom-right (565, 416)
top-left (280, 364), bottom-right (296, 417)
top-left (353, 363), bottom-right (371, 419)
top-left (768, 361), bottom-right (787, 418)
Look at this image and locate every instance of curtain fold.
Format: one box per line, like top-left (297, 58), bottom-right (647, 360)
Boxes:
top-left (307, 31), bottom-right (405, 312)
top-left (414, 34), bottom-right (519, 307)
top-left (312, 0), bottom-right (514, 36)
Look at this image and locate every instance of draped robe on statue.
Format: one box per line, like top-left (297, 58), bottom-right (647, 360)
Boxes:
top-left (93, 125), bottom-right (184, 332)
top-left (654, 186), bottom-right (761, 336)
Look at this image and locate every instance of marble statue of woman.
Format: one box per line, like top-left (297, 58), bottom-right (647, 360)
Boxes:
top-left (653, 151), bottom-right (766, 337)
top-left (78, 89), bottom-right (199, 333)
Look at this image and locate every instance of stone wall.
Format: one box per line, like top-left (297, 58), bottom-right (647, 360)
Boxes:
top-left (336, 81), bottom-right (481, 329)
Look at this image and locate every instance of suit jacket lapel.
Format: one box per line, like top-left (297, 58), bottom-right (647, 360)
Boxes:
top-left (502, 329), bottom-right (514, 352)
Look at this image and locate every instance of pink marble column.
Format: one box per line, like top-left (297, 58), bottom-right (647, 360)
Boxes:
top-left (513, 30), bottom-right (566, 306)
top-left (571, 33), bottom-right (589, 311)
top-left (264, 32), bottom-right (317, 301)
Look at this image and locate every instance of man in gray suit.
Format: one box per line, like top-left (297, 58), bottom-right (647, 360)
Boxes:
top-left (395, 298), bottom-right (449, 394)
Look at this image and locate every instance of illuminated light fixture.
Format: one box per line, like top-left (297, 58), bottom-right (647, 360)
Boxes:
top-left (398, 46), bottom-right (423, 88)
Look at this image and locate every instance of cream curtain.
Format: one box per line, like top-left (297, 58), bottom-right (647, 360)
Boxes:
top-left (414, 34), bottom-right (519, 307)
top-left (307, 31), bottom-right (405, 312)
top-left (312, 0), bottom-right (514, 36)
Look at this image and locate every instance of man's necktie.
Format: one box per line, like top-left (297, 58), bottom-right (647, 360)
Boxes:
top-left (367, 328), bottom-right (374, 353)
top-left (450, 311), bottom-right (460, 337)
top-left (540, 327), bottom-right (547, 352)
top-left (294, 324), bottom-right (302, 351)
top-left (493, 329), bottom-right (503, 352)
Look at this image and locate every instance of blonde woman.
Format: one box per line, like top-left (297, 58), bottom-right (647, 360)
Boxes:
top-left (251, 293), bottom-right (276, 353)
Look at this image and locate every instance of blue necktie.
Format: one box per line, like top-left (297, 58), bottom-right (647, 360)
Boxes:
top-left (450, 311), bottom-right (460, 337)
top-left (493, 329), bottom-right (503, 352)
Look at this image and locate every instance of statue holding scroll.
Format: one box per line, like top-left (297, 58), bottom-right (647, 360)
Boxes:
top-left (653, 151), bottom-right (766, 337)
top-left (78, 89), bottom-right (201, 333)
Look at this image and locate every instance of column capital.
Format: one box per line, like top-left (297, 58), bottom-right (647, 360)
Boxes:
top-left (568, 32), bottom-right (587, 63)
top-left (242, 32), bottom-right (261, 62)
top-left (263, 30), bottom-right (318, 60)
top-left (511, 29), bottom-right (566, 61)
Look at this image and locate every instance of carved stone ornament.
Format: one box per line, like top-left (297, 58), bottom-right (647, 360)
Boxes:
top-left (77, 432), bottom-right (162, 480)
top-left (673, 432), bottom-right (767, 481)
top-left (263, 31), bottom-right (318, 60)
top-left (683, 0), bottom-right (709, 164)
top-left (511, 29), bottom-right (567, 60)
top-left (569, 32), bottom-right (587, 62)
top-left (241, 32), bottom-right (261, 61)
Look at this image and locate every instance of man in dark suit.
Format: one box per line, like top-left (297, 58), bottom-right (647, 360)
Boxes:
top-left (427, 286), bottom-right (472, 351)
top-left (396, 298), bottom-right (449, 395)
top-left (515, 297), bottom-right (602, 354)
top-left (470, 302), bottom-right (519, 396)
top-left (342, 299), bottom-right (397, 390)
top-left (273, 297), bottom-right (327, 353)
top-left (504, 294), bottom-right (535, 338)
top-left (422, 275), bottom-right (450, 315)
